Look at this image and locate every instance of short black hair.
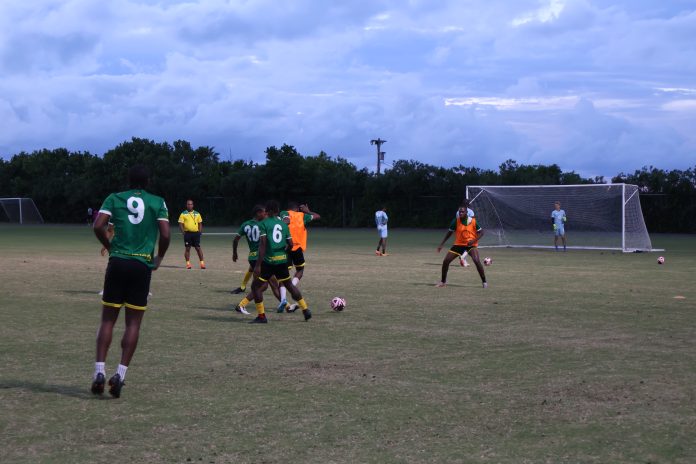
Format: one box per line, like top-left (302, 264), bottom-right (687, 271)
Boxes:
top-left (252, 204), bottom-right (265, 215)
top-left (129, 165), bottom-right (150, 189)
top-left (288, 201), bottom-right (299, 210)
top-left (265, 200), bottom-right (280, 215)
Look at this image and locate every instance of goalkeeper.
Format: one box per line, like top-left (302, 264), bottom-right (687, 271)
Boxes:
top-left (551, 201), bottom-right (567, 251)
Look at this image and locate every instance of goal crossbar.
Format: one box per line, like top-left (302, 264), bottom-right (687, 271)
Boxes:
top-left (465, 184), bottom-right (655, 252)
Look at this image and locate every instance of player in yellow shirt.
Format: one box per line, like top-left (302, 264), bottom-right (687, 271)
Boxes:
top-left (436, 204), bottom-right (487, 288)
top-left (278, 202), bottom-right (320, 312)
top-left (178, 199), bottom-right (205, 269)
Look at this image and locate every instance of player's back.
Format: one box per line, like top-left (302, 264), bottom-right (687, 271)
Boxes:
top-left (239, 219), bottom-right (261, 252)
top-left (285, 210), bottom-right (310, 250)
top-left (260, 216), bottom-right (290, 264)
top-left (100, 189), bottom-right (168, 266)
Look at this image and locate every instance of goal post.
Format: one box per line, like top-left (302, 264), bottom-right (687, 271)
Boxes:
top-left (0, 198), bottom-right (45, 224)
top-left (465, 184), bottom-right (654, 252)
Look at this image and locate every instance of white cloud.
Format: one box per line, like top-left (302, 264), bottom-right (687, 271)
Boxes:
top-left (0, 0), bottom-right (694, 178)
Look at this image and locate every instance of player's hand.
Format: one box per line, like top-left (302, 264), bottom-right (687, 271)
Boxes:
top-left (253, 265), bottom-right (261, 278)
top-left (152, 256), bottom-right (163, 270)
top-left (553, 224), bottom-right (558, 231)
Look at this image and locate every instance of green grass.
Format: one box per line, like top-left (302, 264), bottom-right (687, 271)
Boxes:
top-left (1, 224), bottom-right (695, 463)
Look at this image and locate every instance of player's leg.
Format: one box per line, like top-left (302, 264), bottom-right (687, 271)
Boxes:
top-left (232, 262), bottom-right (255, 294)
top-left (184, 239), bottom-right (192, 269)
top-left (250, 263), bottom-right (270, 323)
top-left (107, 260), bottom-right (152, 398)
top-left (381, 237), bottom-right (388, 256)
top-left (278, 266), bottom-right (290, 312)
top-left (283, 278), bottom-right (311, 321)
top-left (376, 237), bottom-right (383, 255)
top-left (468, 248), bottom-right (488, 288)
top-left (459, 250), bottom-right (469, 267)
top-left (561, 228), bottom-right (567, 250)
top-left (437, 250), bottom-right (459, 287)
top-left (93, 306), bottom-right (120, 394)
top-left (191, 233), bottom-right (205, 268)
top-left (93, 257), bottom-right (126, 395)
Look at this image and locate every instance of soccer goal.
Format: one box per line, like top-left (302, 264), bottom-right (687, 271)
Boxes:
top-left (465, 184), bottom-right (655, 252)
top-left (0, 198), bottom-right (44, 224)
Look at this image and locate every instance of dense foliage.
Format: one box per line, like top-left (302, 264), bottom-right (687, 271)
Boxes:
top-left (1, 138), bottom-right (694, 231)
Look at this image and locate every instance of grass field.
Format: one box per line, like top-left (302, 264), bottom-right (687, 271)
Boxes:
top-left (1, 224), bottom-right (695, 463)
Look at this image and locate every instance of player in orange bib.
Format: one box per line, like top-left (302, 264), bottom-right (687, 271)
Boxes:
top-left (277, 202), bottom-right (320, 312)
top-left (436, 204), bottom-right (487, 288)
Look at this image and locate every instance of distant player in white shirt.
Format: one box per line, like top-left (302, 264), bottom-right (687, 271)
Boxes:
top-left (551, 201), bottom-right (567, 251)
top-left (455, 199), bottom-right (475, 267)
top-left (375, 207), bottom-right (389, 256)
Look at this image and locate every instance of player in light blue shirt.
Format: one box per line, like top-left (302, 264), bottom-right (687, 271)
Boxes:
top-left (551, 201), bottom-right (567, 251)
top-left (375, 207), bottom-right (389, 256)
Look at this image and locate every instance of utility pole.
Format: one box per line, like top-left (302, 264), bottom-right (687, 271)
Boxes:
top-left (370, 138), bottom-right (386, 175)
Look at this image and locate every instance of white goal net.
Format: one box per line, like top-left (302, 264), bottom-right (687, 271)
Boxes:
top-left (466, 184), bottom-right (653, 252)
top-left (0, 198), bottom-right (45, 224)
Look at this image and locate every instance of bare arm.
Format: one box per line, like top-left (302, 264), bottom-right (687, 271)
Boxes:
top-left (179, 222), bottom-right (185, 234)
top-left (254, 236), bottom-right (267, 276)
top-left (93, 213), bottom-right (112, 251)
top-left (232, 235), bottom-right (241, 262)
top-left (437, 230), bottom-right (453, 252)
top-left (153, 220), bottom-right (171, 270)
top-left (300, 204), bottom-right (320, 220)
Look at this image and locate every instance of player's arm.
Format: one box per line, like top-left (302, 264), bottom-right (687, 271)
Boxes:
top-left (178, 219), bottom-right (185, 234)
top-left (286, 237), bottom-right (294, 253)
top-left (93, 213), bottom-right (112, 251)
top-left (300, 204), bottom-right (320, 220)
top-left (232, 235), bottom-right (241, 262)
top-left (198, 216), bottom-right (203, 233)
top-left (437, 230), bottom-right (453, 253)
top-left (153, 220), bottom-right (171, 270)
top-left (254, 235), bottom-right (266, 277)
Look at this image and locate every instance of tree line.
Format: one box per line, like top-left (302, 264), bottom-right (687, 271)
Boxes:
top-left (0, 137), bottom-right (694, 232)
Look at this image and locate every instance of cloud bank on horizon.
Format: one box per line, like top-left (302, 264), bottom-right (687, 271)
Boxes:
top-left (1, 0), bottom-right (695, 178)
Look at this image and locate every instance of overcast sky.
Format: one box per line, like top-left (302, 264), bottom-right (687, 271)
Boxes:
top-left (1, 0), bottom-right (694, 178)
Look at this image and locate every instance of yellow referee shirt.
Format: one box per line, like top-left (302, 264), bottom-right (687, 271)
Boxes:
top-left (178, 210), bottom-right (203, 232)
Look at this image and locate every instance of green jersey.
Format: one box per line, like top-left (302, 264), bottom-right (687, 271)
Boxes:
top-left (99, 189), bottom-right (169, 268)
top-left (237, 219), bottom-right (262, 260)
top-left (259, 216), bottom-right (291, 264)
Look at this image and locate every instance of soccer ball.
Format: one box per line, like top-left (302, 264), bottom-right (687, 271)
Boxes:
top-left (657, 256), bottom-right (665, 265)
top-left (483, 257), bottom-right (492, 266)
top-left (330, 297), bottom-right (346, 312)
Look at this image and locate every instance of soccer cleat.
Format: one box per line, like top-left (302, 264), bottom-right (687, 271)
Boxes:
top-left (108, 373), bottom-right (125, 398)
top-left (435, 282), bottom-right (447, 288)
top-left (459, 257), bottom-right (464, 267)
top-left (277, 300), bottom-right (287, 313)
top-left (482, 282), bottom-right (488, 289)
top-left (286, 303), bottom-right (299, 313)
top-left (91, 372), bottom-right (105, 395)
top-left (375, 250), bottom-right (381, 256)
top-left (463, 260), bottom-right (470, 267)
top-left (381, 253), bottom-right (389, 256)
top-left (186, 263), bottom-right (192, 269)
top-left (249, 316), bottom-right (267, 324)
top-left (200, 265), bottom-right (206, 269)
top-left (230, 287), bottom-right (244, 294)
top-left (234, 305), bottom-right (250, 315)
top-left (303, 309), bottom-right (312, 321)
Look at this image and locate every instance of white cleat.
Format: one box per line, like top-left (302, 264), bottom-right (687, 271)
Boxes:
top-left (235, 305), bottom-right (250, 315)
top-left (482, 282), bottom-right (488, 289)
top-left (463, 260), bottom-right (470, 267)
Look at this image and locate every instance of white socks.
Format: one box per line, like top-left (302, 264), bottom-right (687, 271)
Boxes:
top-left (117, 364), bottom-right (128, 380)
top-left (279, 286), bottom-right (287, 302)
top-left (94, 362), bottom-right (105, 379)
top-left (292, 277), bottom-right (300, 286)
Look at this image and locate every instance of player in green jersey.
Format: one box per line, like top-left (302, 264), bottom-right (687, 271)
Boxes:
top-left (231, 204), bottom-right (281, 314)
top-left (91, 165), bottom-right (170, 398)
top-left (249, 200), bottom-right (311, 323)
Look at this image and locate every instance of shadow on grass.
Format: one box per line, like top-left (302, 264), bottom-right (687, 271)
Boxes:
top-left (0, 379), bottom-right (99, 400)
top-left (63, 289), bottom-right (99, 295)
top-left (193, 315), bottom-right (255, 324)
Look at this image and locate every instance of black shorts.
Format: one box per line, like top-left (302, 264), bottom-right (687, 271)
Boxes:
top-left (184, 232), bottom-right (201, 247)
top-left (248, 258), bottom-right (257, 269)
top-left (449, 245), bottom-right (476, 256)
top-left (102, 257), bottom-right (152, 310)
top-left (287, 249), bottom-right (305, 268)
top-left (259, 261), bottom-right (291, 283)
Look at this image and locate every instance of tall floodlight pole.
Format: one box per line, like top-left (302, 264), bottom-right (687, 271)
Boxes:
top-left (370, 138), bottom-right (386, 175)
